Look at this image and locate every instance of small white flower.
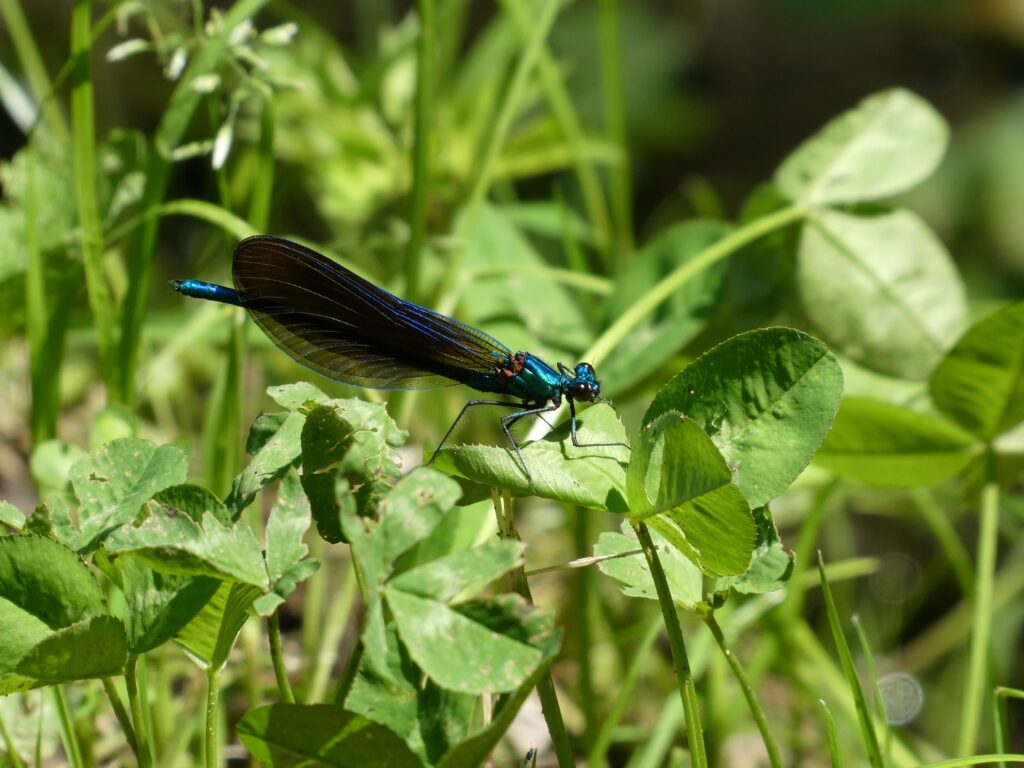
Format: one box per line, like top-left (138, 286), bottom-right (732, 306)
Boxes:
top-left (106, 39), bottom-right (151, 63)
top-left (190, 74), bottom-right (221, 93)
top-left (165, 47), bottom-right (187, 80)
top-left (260, 22), bottom-right (298, 46)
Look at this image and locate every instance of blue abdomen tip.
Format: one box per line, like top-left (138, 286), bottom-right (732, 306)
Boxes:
top-left (171, 279), bottom-right (242, 306)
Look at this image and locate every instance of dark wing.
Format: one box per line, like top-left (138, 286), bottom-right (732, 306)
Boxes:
top-left (232, 236), bottom-right (512, 390)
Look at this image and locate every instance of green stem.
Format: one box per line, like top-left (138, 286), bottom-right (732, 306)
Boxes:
top-left (911, 489), bottom-right (973, 596)
top-left (204, 666), bottom-right (222, 768)
top-left (493, 491), bottom-right (575, 768)
top-left (118, 0), bottom-right (271, 405)
top-left (994, 687), bottom-right (1024, 760)
top-left (780, 478), bottom-right (839, 624)
top-left (587, 204), bottom-right (804, 365)
top-left (124, 659), bottom-right (154, 768)
top-left (632, 522), bottom-right (707, 767)
top-left (101, 677), bottom-right (138, 759)
top-left (333, 640), bottom-right (364, 706)
top-left (50, 686), bottom-right (85, 768)
top-left (71, 0), bottom-right (119, 398)
top-left (572, 509), bottom-right (596, 750)
top-left (268, 612), bottom-right (295, 703)
top-left (959, 473), bottom-right (1000, 755)
top-left (406, 0), bottom-right (435, 303)
top-left (597, 0), bottom-right (632, 265)
top-left (703, 614), bottom-right (782, 768)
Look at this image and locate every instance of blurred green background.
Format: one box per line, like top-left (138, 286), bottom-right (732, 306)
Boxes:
top-left (3, 0), bottom-right (1024, 762)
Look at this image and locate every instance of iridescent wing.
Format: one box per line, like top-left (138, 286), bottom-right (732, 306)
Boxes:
top-left (232, 236), bottom-right (512, 390)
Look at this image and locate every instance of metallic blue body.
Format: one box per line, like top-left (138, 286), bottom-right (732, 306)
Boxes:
top-left (172, 279), bottom-right (242, 306)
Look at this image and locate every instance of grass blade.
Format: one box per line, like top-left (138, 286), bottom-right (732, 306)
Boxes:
top-left (820, 699), bottom-right (844, 768)
top-left (818, 552), bottom-right (884, 768)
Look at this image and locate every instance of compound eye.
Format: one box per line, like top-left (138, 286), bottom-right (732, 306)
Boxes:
top-left (571, 381), bottom-right (596, 401)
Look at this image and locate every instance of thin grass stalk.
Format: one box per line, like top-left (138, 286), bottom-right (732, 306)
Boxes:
top-left (916, 759), bottom-right (1024, 768)
top-left (71, 0), bottom-right (119, 398)
top-left (527, 204), bottom-right (806, 441)
top-left (632, 522), bottom-right (707, 767)
top-left (406, 0), bottom-right (435, 303)
top-left (959, 473), bottom-right (1001, 755)
top-left (332, 640), bottom-right (363, 705)
top-left (101, 677), bottom-right (138, 759)
top-left (118, 0), bottom-right (271, 405)
top-left (493, 490), bottom-right (575, 768)
top-left (588, 615), bottom-right (661, 766)
top-left (0, 0), bottom-right (68, 141)
top-left (597, 0), bottom-right (633, 265)
top-left (50, 686), bottom-right (85, 768)
top-left (852, 615), bottom-right (892, 763)
top-left (125, 659), bottom-right (154, 768)
top-left (204, 666), bottom-right (222, 768)
top-left (572, 508), bottom-right (597, 749)
top-left (820, 699), bottom-right (844, 768)
top-left (994, 687), bottom-right (1024, 764)
top-left (703, 613), bottom-right (783, 768)
top-left (817, 555), bottom-right (884, 768)
top-left (268, 612), bottom-right (295, 703)
top-left (24, 141), bottom-right (61, 445)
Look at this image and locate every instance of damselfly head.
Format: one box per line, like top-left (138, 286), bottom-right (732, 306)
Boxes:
top-left (569, 362), bottom-right (600, 401)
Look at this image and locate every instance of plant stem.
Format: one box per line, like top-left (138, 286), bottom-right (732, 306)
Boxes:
top-left (71, 0), bottom-right (119, 399)
top-left (268, 612), bottom-right (295, 703)
top-left (597, 0), bottom-right (632, 265)
top-left (50, 685), bottom-right (85, 768)
top-left (333, 640), bottom-right (364, 706)
top-left (588, 204), bottom-right (804, 365)
top-left (101, 677), bottom-right (138, 759)
top-left (632, 522), bottom-right (707, 767)
top-left (994, 687), bottom-right (1024, 760)
top-left (307, 558), bottom-right (358, 703)
top-left (124, 659), bottom-right (154, 768)
top-left (493, 491), bottom-right (575, 768)
top-left (406, 0), bottom-right (435, 303)
top-left (703, 613), bottom-right (783, 768)
top-left (205, 665), bottom-right (222, 768)
top-left (959, 474), bottom-right (1000, 755)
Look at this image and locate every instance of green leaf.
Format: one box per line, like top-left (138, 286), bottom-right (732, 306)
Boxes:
top-left (595, 521), bottom-right (703, 609)
top-left (627, 413), bottom-right (755, 577)
top-left (388, 541), bottom-right (524, 603)
top-left (600, 220), bottom-right (733, 394)
top-left (0, 501), bottom-right (25, 530)
top-left (118, 558), bottom-right (220, 656)
top-left (254, 470), bottom-right (318, 616)
top-left (2, 616), bottom-right (128, 693)
top-left (69, 438), bottom-right (188, 551)
top-left (105, 504), bottom-right (267, 587)
top-left (798, 208), bottom-right (966, 380)
top-left (154, 484), bottom-right (231, 526)
top-left (375, 469), bottom-right (464, 567)
top-left (776, 88), bottom-right (948, 205)
top-left (391, 500), bottom-right (497, 576)
top-left (930, 301), bottom-right (1024, 440)
top-left (434, 404), bottom-right (629, 511)
top-left (814, 398), bottom-right (979, 487)
top-left (299, 398), bottom-right (408, 543)
top-left (346, 623), bottom-right (477, 764)
top-left (717, 506), bottom-right (794, 595)
top-left (238, 704), bottom-right (422, 767)
top-left (175, 581), bottom-right (260, 670)
top-left (0, 535), bottom-right (127, 691)
top-left (627, 414), bottom-right (730, 517)
top-left (386, 590), bottom-right (550, 694)
top-left (226, 411), bottom-right (305, 517)
top-left (644, 328), bottom-right (843, 507)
